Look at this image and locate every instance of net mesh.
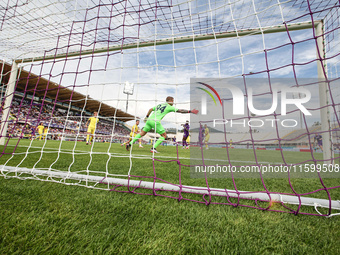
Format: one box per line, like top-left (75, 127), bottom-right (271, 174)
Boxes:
top-left (0, 0), bottom-right (340, 216)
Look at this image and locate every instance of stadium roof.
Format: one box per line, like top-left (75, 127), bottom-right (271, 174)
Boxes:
top-left (0, 61), bottom-right (135, 122)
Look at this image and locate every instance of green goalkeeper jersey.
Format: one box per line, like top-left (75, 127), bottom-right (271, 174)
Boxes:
top-left (148, 103), bottom-right (178, 122)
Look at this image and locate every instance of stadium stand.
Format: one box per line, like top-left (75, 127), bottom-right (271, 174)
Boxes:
top-left (0, 61), bottom-right (132, 142)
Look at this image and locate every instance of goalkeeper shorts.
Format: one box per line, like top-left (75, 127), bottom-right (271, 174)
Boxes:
top-left (143, 120), bottom-right (165, 135)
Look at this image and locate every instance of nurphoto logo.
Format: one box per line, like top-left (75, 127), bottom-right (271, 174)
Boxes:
top-left (198, 81), bottom-right (311, 116)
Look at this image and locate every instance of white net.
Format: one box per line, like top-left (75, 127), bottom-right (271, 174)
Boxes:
top-left (0, 0), bottom-right (340, 216)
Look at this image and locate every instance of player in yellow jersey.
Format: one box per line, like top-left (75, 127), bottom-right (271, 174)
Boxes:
top-left (204, 124), bottom-right (210, 149)
top-left (85, 112), bottom-right (99, 145)
top-left (36, 122), bottom-right (44, 141)
top-left (121, 120), bottom-right (143, 148)
top-left (186, 133), bottom-right (191, 149)
top-left (43, 127), bottom-right (49, 140)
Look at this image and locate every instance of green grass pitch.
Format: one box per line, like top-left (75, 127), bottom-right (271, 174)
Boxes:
top-left (0, 139), bottom-right (339, 254)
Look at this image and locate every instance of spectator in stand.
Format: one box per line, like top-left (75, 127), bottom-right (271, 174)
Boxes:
top-left (7, 98), bottom-right (132, 139)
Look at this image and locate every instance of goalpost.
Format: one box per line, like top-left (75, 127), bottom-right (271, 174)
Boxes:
top-left (0, 0), bottom-right (339, 216)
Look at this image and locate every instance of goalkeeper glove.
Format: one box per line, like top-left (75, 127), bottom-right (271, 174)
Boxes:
top-left (190, 109), bottom-right (199, 114)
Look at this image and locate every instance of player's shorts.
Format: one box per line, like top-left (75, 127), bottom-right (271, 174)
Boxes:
top-left (87, 126), bottom-right (96, 134)
top-left (130, 132), bottom-right (137, 138)
top-left (186, 136), bottom-right (190, 143)
top-left (183, 133), bottom-right (189, 140)
top-left (318, 140), bottom-right (323, 146)
top-left (143, 120), bottom-right (165, 135)
top-left (204, 134), bottom-right (210, 142)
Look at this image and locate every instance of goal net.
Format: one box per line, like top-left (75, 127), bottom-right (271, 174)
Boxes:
top-left (0, 0), bottom-right (339, 216)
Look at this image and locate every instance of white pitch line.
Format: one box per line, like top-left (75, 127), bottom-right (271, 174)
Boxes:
top-left (7, 144), bottom-right (290, 165)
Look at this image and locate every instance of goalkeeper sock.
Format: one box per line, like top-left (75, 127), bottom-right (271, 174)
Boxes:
top-left (90, 136), bottom-right (93, 142)
top-left (86, 135), bottom-right (89, 143)
top-left (154, 136), bottom-right (165, 149)
top-left (130, 134), bottom-right (141, 145)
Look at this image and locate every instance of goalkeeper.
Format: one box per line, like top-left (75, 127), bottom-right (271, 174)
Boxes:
top-left (128, 96), bottom-right (198, 153)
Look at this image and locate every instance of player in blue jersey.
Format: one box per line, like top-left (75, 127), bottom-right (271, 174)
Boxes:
top-left (314, 134), bottom-right (323, 151)
top-left (182, 120), bottom-right (190, 149)
top-left (128, 96), bottom-right (198, 153)
top-left (30, 125), bottom-right (35, 140)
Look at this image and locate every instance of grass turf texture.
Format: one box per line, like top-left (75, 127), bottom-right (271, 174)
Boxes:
top-left (0, 139), bottom-right (340, 253)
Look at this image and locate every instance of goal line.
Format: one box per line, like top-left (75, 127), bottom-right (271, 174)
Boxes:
top-left (1, 165), bottom-right (339, 214)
